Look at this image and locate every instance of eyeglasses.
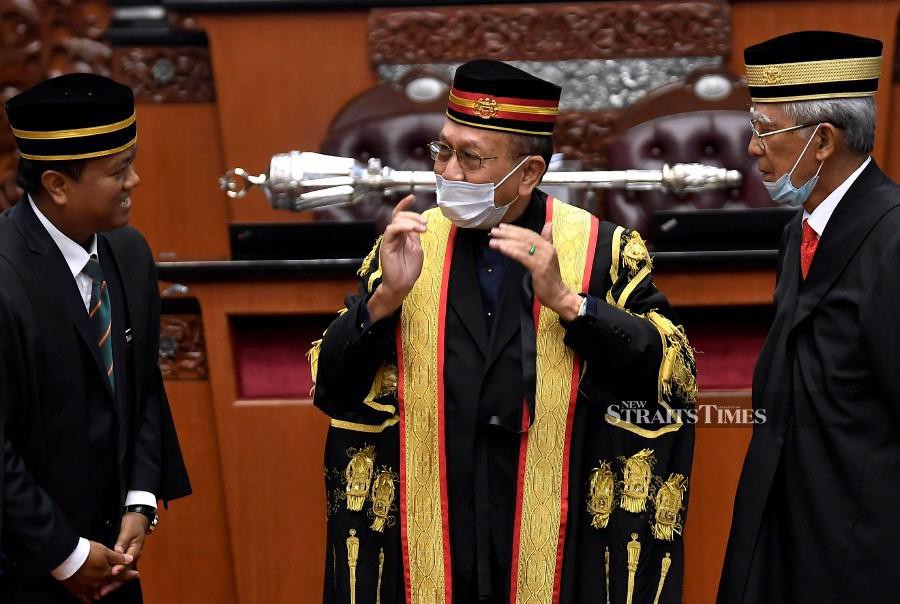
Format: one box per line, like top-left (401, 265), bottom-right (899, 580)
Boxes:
top-left (749, 121), bottom-right (818, 151)
top-left (428, 141), bottom-right (499, 171)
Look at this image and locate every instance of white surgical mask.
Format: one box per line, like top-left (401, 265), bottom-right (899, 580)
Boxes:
top-left (763, 123), bottom-right (824, 208)
top-left (436, 156), bottom-right (531, 229)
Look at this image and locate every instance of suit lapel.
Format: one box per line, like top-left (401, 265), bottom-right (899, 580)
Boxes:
top-left (483, 193), bottom-right (546, 373)
top-left (12, 199), bottom-right (114, 399)
top-left (447, 230), bottom-right (490, 358)
top-left (791, 161), bottom-right (898, 331)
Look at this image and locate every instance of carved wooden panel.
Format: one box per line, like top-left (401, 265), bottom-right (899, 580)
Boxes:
top-left (112, 47), bottom-right (215, 103)
top-left (159, 314), bottom-right (209, 380)
top-left (554, 111), bottom-right (619, 170)
top-left (369, 1), bottom-right (730, 64)
top-left (0, 0), bottom-right (114, 209)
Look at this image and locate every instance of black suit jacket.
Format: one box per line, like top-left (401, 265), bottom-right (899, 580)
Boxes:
top-left (718, 161), bottom-right (900, 604)
top-left (0, 198), bottom-right (190, 600)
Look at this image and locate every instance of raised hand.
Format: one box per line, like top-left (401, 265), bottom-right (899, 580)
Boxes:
top-left (489, 222), bottom-right (582, 321)
top-left (367, 194), bottom-right (427, 322)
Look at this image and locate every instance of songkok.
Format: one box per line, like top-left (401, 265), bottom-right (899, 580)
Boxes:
top-left (6, 73), bottom-right (136, 161)
top-left (446, 59), bottom-right (561, 136)
top-left (744, 31), bottom-right (882, 103)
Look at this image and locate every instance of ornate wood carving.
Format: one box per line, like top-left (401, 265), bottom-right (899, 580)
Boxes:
top-left (554, 111), bottom-right (620, 170)
top-left (0, 0), bottom-right (114, 209)
top-left (159, 314), bottom-right (208, 380)
top-left (112, 47), bottom-right (215, 103)
top-left (369, 1), bottom-right (730, 64)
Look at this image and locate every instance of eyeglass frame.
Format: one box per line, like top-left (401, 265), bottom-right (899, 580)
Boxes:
top-left (428, 140), bottom-right (527, 171)
top-left (749, 121), bottom-right (819, 151)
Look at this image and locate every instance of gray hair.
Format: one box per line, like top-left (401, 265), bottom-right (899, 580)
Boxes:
top-left (781, 97), bottom-right (876, 155)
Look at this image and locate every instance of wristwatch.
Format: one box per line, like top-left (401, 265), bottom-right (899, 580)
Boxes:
top-left (577, 294), bottom-right (589, 317)
top-left (124, 504), bottom-right (159, 534)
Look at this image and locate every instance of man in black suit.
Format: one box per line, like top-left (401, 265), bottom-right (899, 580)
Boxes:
top-left (0, 74), bottom-right (191, 603)
top-left (719, 31), bottom-right (900, 604)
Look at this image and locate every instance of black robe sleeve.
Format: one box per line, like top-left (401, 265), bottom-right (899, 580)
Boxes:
top-left (564, 225), bottom-right (696, 604)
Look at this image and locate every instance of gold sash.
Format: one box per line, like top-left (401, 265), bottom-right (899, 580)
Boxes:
top-left (399, 199), bottom-right (597, 604)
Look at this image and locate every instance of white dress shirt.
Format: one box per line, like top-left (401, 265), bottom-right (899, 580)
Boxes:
top-left (802, 156), bottom-right (871, 237)
top-left (28, 197), bottom-right (157, 580)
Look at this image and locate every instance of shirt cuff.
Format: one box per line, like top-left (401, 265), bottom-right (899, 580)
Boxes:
top-left (51, 538), bottom-right (90, 581)
top-left (125, 490), bottom-right (158, 508)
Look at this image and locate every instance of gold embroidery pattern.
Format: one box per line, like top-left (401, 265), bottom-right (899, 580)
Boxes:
top-left (626, 533), bottom-right (642, 604)
top-left (514, 200), bottom-right (593, 604)
top-left (369, 469), bottom-right (398, 532)
top-left (358, 234), bottom-right (383, 279)
top-left (347, 529), bottom-right (360, 604)
top-left (473, 96), bottom-right (499, 119)
top-left (652, 474), bottom-right (687, 541)
top-left (605, 546), bottom-right (611, 603)
top-left (620, 449), bottom-right (656, 513)
top-left (587, 462), bottom-right (615, 529)
top-left (622, 231), bottom-right (651, 277)
top-left (647, 311), bottom-right (698, 405)
top-left (400, 208), bottom-right (452, 603)
top-left (346, 445), bottom-right (376, 512)
top-left (653, 553), bottom-right (672, 604)
top-left (376, 547), bottom-right (386, 604)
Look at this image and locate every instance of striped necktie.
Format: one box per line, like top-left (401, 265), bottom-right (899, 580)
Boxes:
top-left (82, 256), bottom-right (115, 391)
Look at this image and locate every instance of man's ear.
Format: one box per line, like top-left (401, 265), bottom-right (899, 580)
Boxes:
top-left (519, 155), bottom-right (546, 195)
top-left (814, 124), bottom-right (839, 162)
top-left (40, 170), bottom-right (70, 207)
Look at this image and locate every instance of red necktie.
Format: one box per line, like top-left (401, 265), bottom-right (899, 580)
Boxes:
top-left (800, 219), bottom-right (819, 280)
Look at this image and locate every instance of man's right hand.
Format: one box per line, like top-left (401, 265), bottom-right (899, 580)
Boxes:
top-left (61, 541), bottom-right (138, 603)
top-left (367, 194), bottom-right (427, 323)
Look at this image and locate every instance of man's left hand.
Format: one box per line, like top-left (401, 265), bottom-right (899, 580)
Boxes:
top-left (101, 512), bottom-right (150, 597)
top-left (489, 222), bottom-right (582, 321)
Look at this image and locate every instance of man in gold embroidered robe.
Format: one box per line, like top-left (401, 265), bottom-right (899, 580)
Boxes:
top-left (311, 60), bottom-right (696, 604)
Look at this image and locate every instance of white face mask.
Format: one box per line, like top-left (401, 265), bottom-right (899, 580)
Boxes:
top-left (436, 155), bottom-right (531, 230)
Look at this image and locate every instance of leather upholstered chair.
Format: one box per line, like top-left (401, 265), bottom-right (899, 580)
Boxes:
top-left (604, 68), bottom-right (773, 241)
top-left (317, 70), bottom-right (448, 231)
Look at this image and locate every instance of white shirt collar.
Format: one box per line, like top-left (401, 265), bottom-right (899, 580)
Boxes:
top-left (28, 195), bottom-right (97, 278)
top-left (803, 156), bottom-right (871, 237)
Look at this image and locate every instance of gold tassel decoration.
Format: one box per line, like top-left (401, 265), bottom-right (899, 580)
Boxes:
top-left (376, 547), bottom-right (385, 604)
top-left (605, 546), bottom-right (611, 604)
top-left (357, 235), bottom-right (383, 277)
top-left (622, 231), bottom-right (652, 277)
top-left (345, 445), bottom-right (376, 512)
top-left (347, 529), bottom-right (360, 604)
top-left (620, 449), bottom-right (656, 513)
top-left (653, 553), bottom-right (672, 604)
top-left (626, 533), bottom-right (642, 604)
top-left (652, 474), bottom-right (688, 541)
top-left (369, 470), bottom-right (396, 532)
top-left (587, 462), bottom-right (616, 529)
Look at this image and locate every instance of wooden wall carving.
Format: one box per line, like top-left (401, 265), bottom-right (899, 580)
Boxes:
top-left (369, 1), bottom-right (730, 65)
top-left (554, 111), bottom-right (619, 169)
top-left (112, 47), bottom-right (216, 103)
top-left (159, 314), bottom-right (208, 380)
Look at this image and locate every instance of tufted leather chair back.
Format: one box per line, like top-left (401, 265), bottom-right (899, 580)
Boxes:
top-left (318, 71), bottom-right (448, 230)
top-left (605, 69), bottom-right (772, 240)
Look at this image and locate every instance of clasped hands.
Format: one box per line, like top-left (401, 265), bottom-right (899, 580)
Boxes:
top-left (61, 512), bottom-right (149, 603)
top-left (367, 195), bottom-right (582, 323)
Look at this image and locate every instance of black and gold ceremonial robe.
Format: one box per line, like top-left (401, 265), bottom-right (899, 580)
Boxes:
top-left (718, 161), bottom-right (900, 604)
top-left (312, 190), bottom-right (696, 604)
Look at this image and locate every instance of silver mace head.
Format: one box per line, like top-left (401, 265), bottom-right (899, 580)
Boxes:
top-left (219, 151), bottom-right (743, 211)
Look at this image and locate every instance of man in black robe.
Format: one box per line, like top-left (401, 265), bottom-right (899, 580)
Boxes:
top-left (312, 60), bottom-right (696, 604)
top-left (719, 31), bottom-right (900, 604)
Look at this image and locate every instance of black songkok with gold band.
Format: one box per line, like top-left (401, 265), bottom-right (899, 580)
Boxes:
top-left (6, 73), bottom-right (136, 161)
top-left (744, 31), bottom-right (883, 103)
top-left (446, 59), bottom-right (561, 136)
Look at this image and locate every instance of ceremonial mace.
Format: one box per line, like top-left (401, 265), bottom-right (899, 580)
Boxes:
top-left (219, 151), bottom-right (742, 210)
